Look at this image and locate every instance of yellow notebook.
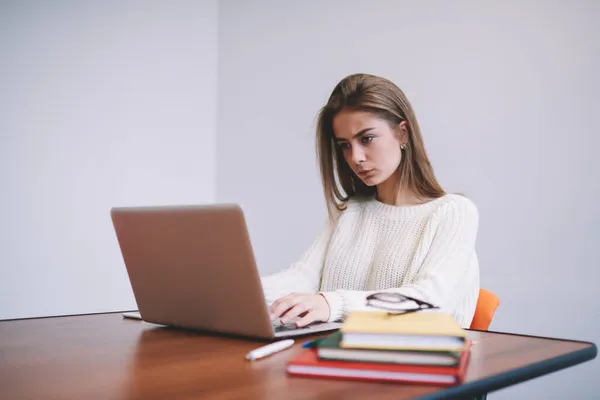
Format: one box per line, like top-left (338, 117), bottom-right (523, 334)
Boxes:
top-left (341, 311), bottom-right (467, 351)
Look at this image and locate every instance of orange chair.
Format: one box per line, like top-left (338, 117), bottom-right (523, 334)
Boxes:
top-left (470, 289), bottom-right (500, 330)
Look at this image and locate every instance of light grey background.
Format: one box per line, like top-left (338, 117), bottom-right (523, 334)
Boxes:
top-left (0, 0), bottom-right (218, 319)
top-left (217, 1), bottom-right (599, 398)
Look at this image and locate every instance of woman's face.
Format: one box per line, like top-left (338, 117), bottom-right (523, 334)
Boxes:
top-left (333, 109), bottom-right (406, 187)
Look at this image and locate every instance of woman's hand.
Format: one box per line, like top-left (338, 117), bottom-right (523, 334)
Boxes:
top-left (269, 293), bottom-right (331, 327)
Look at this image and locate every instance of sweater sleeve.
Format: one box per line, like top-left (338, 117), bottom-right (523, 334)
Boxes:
top-left (260, 218), bottom-right (335, 305)
top-left (320, 197), bottom-right (480, 326)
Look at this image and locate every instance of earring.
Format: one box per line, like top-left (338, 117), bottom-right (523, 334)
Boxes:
top-left (400, 143), bottom-right (407, 150)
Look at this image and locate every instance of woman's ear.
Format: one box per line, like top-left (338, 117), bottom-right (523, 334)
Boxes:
top-left (396, 121), bottom-right (408, 143)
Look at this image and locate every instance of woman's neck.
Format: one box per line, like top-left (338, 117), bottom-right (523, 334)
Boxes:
top-left (376, 180), bottom-right (427, 207)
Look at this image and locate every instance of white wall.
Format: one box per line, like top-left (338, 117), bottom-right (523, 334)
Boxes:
top-left (0, 0), bottom-right (218, 320)
top-left (218, 1), bottom-right (600, 398)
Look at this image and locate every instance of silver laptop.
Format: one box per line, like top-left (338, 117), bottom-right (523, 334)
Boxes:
top-left (111, 203), bottom-right (342, 339)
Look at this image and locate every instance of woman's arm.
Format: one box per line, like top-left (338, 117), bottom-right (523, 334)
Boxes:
top-left (321, 197), bottom-right (480, 327)
top-left (260, 218), bottom-right (336, 305)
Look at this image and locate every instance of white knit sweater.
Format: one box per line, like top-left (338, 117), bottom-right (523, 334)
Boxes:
top-left (260, 194), bottom-right (480, 328)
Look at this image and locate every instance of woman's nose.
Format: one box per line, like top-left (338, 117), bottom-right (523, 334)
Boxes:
top-left (351, 147), bottom-right (366, 166)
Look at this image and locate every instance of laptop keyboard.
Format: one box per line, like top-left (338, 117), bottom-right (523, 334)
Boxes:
top-left (273, 323), bottom-right (301, 332)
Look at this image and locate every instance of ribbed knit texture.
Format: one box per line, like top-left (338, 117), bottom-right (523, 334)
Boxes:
top-left (260, 194), bottom-right (480, 328)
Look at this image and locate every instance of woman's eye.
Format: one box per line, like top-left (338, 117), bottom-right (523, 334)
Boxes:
top-left (361, 135), bottom-right (374, 144)
top-left (339, 142), bottom-right (350, 150)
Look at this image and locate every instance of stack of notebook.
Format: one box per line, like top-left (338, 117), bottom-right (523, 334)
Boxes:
top-left (286, 311), bottom-right (471, 385)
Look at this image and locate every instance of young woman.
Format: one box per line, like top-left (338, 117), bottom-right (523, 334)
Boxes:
top-left (261, 73), bottom-right (480, 328)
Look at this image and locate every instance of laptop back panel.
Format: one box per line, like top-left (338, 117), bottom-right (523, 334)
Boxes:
top-left (111, 204), bottom-right (276, 339)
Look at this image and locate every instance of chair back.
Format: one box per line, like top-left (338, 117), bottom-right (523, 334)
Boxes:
top-left (470, 288), bottom-right (500, 330)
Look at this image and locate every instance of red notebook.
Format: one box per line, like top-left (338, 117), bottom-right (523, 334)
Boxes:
top-left (286, 343), bottom-right (471, 386)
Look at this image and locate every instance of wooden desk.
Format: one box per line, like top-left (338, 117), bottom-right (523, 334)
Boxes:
top-left (0, 313), bottom-right (596, 400)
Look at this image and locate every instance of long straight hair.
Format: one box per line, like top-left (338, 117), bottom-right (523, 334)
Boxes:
top-left (316, 73), bottom-right (446, 220)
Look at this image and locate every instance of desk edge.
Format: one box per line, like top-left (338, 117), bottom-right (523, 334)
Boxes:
top-left (416, 342), bottom-right (597, 400)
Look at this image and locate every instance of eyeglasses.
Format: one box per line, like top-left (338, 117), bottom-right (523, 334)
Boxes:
top-left (366, 292), bottom-right (439, 316)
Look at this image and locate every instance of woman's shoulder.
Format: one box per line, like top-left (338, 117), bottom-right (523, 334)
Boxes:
top-left (432, 193), bottom-right (479, 223)
top-left (347, 194), bottom-right (374, 205)
top-left (322, 196), bottom-right (372, 224)
top-left (439, 193), bottom-right (478, 209)
top-left (321, 197), bottom-right (368, 225)
top-left (343, 195), bottom-right (375, 212)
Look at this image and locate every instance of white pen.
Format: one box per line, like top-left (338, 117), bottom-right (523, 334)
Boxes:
top-left (245, 339), bottom-right (295, 361)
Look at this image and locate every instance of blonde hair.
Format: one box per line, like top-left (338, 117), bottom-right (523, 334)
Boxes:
top-left (316, 73), bottom-right (446, 220)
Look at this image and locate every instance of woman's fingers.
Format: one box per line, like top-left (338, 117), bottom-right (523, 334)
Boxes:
top-left (268, 293), bottom-right (331, 327)
top-left (269, 293), bottom-right (297, 320)
top-left (296, 295), bottom-right (330, 326)
top-left (280, 302), bottom-right (311, 324)
top-left (295, 311), bottom-right (318, 327)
